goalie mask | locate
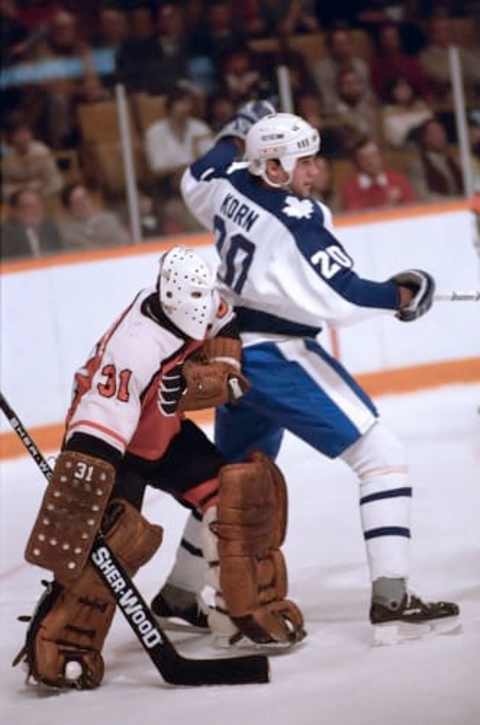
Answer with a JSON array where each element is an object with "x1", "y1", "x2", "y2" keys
[
  {"x1": 245, "y1": 112, "x2": 320, "y2": 187},
  {"x1": 157, "y1": 246, "x2": 219, "y2": 340}
]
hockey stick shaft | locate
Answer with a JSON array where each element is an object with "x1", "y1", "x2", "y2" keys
[
  {"x1": 435, "y1": 291, "x2": 480, "y2": 301},
  {"x1": 0, "y1": 392, "x2": 269, "y2": 686}
]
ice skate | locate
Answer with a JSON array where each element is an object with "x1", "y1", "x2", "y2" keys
[
  {"x1": 150, "y1": 584, "x2": 209, "y2": 634},
  {"x1": 371, "y1": 591, "x2": 460, "y2": 646}
]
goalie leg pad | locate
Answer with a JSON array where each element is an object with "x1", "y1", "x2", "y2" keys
[
  {"x1": 18, "y1": 500, "x2": 163, "y2": 689},
  {"x1": 24, "y1": 450, "x2": 116, "y2": 581},
  {"x1": 204, "y1": 451, "x2": 305, "y2": 645}
]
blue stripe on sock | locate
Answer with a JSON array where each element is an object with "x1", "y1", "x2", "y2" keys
[
  {"x1": 360, "y1": 487, "x2": 412, "y2": 505},
  {"x1": 364, "y1": 526, "x2": 411, "y2": 540}
]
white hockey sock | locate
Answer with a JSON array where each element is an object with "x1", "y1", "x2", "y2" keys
[
  {"x1": 166, "y1": 510, "x2": 207, "y2": 594},
  {"x1": 341, "y1": 422, "x2": 412, "y2": 582}
]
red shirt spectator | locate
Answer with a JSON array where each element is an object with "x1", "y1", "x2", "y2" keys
[
  {"x1": 341, "y1": 138, "x2": 417, "y2": 211},
  {"x1": 371, "y1": 23, "x2": 431, "y2": 102}
]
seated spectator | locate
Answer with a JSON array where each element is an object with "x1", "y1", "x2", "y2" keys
[
  {"x1": 145, "y1": 88, "x2": 212, "y2": 184},
  {"x1": 330, "y1": 68, "x2": 380, "y2": 147},
  {"x1": 116, "y1": 3, "x2": 207, "y2": 95},
  {"x1": 1, "y1": 188, "x2": 64, "y2": 259},
  {"x1": 371, "y1": 22, "x2": 431, "y2": 102},
  {"x1": 93, "y1": 7, "x2": 128, "y2": 51},
  {"x1": 310, "y1": 25, "x2": 373, "y2": 114},
  {"x1": 219, "y1": 48, "x2": 268, "y2": 104},
  {"x1": 207, "y1": 95, "x2": 236, "y2": 134},
  {"x1": 419, "y1": 14, "x2": 480, "y2": 105},
  {"x1": 381, "y1": 77, "x2": 433, "y2": 148},
  {"x1": 59, "y1": 183, "x2": 131, "y2": 250},
  {"x1": 255, "y1": 0, "x2": 319, "y2": 36},
  {"x1": 311, "y1": 156, "x2": 340, "y2": 213},
  {"x1": 28, "y1": 9, "x2": 108, "y2": 148},
  {"x1": 190, "y1": 1, "x2": 247, "y2": 58},
  {"x1": 2, "y1": 117, "x2": 64, "y2": 200},
  {"x1": 340, "y1": 137, "x2": 416, "y2": 211},
  {"x1": 407, "y1": 118, "x2": 464, "y2": 201}
]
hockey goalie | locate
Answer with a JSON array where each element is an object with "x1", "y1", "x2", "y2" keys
[{"x1": 14, "y1": 246, "x2": 304, "y2": 690}]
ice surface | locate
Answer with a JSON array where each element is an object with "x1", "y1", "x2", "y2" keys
[{"x1": 1, "y1": 384, "x2": 479, "y2": 725}]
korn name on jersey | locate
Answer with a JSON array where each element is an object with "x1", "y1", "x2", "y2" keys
[
  {"x1": 65, "y1": 287, "x2": 235, "y2": 461},
  {"x1": 181, "y1": 140, "x2": 399, "y2": 345}
]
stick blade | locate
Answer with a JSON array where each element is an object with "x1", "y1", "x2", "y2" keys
[{"x1": 154, "y1": 646, "x2": 270, "y2": 686}]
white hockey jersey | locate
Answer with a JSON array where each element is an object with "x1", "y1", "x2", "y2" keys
[
  {"x1": 65, "y1": 287, "x2": 234, "y2": 461},
  {"x1": 181, "y1": 141, "x2": 399, "y2": 345}
]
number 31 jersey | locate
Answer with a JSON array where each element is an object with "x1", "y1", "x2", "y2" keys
[{"x1": 181, "y1": 140, "x2": 399, "y2": 345}]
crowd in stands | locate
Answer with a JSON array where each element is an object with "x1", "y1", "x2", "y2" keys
[{"x1": 1, "y1": 0, "x2": 480, "y2": 260}]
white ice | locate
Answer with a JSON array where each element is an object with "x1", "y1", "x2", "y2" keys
[{"x1": 1, "y1": 384, "x2": 479, "y2": 725}]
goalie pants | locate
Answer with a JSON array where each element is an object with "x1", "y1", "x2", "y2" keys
[
  {"x1": 109, "y1": 420, "x2": 224, "y2": 592},
  {"x1": 213, "y1": 339, "x2": 412, "y2": 582}
]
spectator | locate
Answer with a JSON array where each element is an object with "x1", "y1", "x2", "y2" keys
[
  {"x1": 371, "y1": 22, "x2": 431, "y2": 102},
  {"x1": 311, "y1": 156, "x2": 340, "y2": 212},
  {"x1": 145, "y1": 88, "x2": 212, "y2": 184},
  {"x1": 219, "y1": 48, "x2": 267, "y2": 104},
  {"x1": 29, "y1": 10, "x2": 107, "y2": 148},
  {"x1": 419, "y1": 15, "x2": 480, "y2": 104},
  {"x1": 331, "y1": 67, "x2": 380, "y2": 147},
  {"x1": 59, "y1": 183, "x2": 131, "y2": 250},
  {"x1": 93, "y1": 7, "x2": 128, "y2": 50},
  {"x1": 381, "y1": 77, "x2": 433, "y2": 148},
  {"x1": 190, "y1": 1, "x2": 247, "y2": 59},
  {"x1": 340, "y1": 137, "x2": 417, "y2": 211},
  {"x1": 407, "y1": 117, "x2": 464, "y2": 201},
  {"x1": 255, "y1": 0, "x2": 319, "y2": 36},
  {"x1": 207, "y1": 95, "x2": 236, "y2": 134},
  {"x1": 2, "y1": 117, "x2": 64, "y2": 200},
  {"x1": 115, "y1": 3, "x2": 192, "y2": 95},
  {"x1": 1, "y1": 188, "x2": 64, "y2": 259},
  {"x1": 310, "y1": 26, "x2": 373, "y2": 114}
]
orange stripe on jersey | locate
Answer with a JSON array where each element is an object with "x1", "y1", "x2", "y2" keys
[
  {"x1": 181, "y1": 477, "x2": 219, "y2": 512},
  {"x1": 67, "y1": 420, "x2": 128, "y2": 448}
]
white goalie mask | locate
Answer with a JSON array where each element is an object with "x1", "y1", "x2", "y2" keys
[
  {"x1": 244, "y1": 112, "x2": 320, "y2": 187},
  {"x1": 157, "y1": 247, "x2": 218, "y2": 340}
]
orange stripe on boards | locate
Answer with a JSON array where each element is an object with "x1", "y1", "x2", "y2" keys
[
  {"x1": 0, "y1": 409, "x2": 214, "y2": 461},
  {"x1": 0, "y1": 234, "x2": 211, "y2": 275},
  {"x1": 0, "y1": 198, "x2": 474, "y2": 276},
  {"x1": 2, "y1": 359, "x2": 479, "y2": 462}
]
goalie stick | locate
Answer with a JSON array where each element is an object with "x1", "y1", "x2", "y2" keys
[
  {"x1": 0, "y1": 391, "x2": 269, "y2": 687},
  {"x1": 434, "y1": 290, "x2": 480, "y2": 301}
]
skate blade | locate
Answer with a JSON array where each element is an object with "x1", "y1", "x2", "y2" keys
[
  {"x1": 373, "y1": 616, "x2": 462, "y2": 646},
  {"x1": 153, "y1": 615, "x2": 209, "y2": 635},
  {"x1": 211, "y1": 634, "x2": 305, "y2": 656}
]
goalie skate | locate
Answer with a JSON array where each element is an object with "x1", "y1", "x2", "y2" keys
[
  {"x1": 150, "y1": 585, "x2": 209, "y2": 634},
  {"x1": 371, "y1": 592, "x2": 460, "y2": 646}
]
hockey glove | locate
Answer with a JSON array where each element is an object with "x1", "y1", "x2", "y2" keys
[
  {"x1": 178, "y1": 358, "x2": 250, "y2": 411},
  {"x1": 217, "y1": 99, "x2": 276, "y2": 143},
  {"x1": 390, "y1": 269, "x2": 435, "y2": 322}
]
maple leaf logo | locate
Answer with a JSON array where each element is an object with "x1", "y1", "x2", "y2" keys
[{"x1": 282, "y1": 196, "x2": 314, "y2": 219}]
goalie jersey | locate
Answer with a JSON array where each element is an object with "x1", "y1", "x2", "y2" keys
[
  {"x1": 65, "y1": 287, "x2": 234, "y2": 461},
  {"x1": 181, "y1": 140, "x2": 400, "y2": 345}
]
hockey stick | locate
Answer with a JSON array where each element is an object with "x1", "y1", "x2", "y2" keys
[
  {"x1": 0, "y1": 391, "x2": 269, "y2": 686},
  {"x1": 435, "y1": 291, "x2": 480, "y2": 301}
]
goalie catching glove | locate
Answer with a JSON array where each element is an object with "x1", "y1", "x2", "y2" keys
[
  {"x1": 178, "y1": 337, "x2": 250, "y2": 411},
  {"x1": 390, "y1": 269, "x2": 435, "y2": 322}
]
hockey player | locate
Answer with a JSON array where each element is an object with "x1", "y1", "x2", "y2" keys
[
  {"x1": 153, "y1": 104, "x2": 459, "y2": 644},
  {"x1": 15, "y1": 246, "x2": 305, "y2": 690}
]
